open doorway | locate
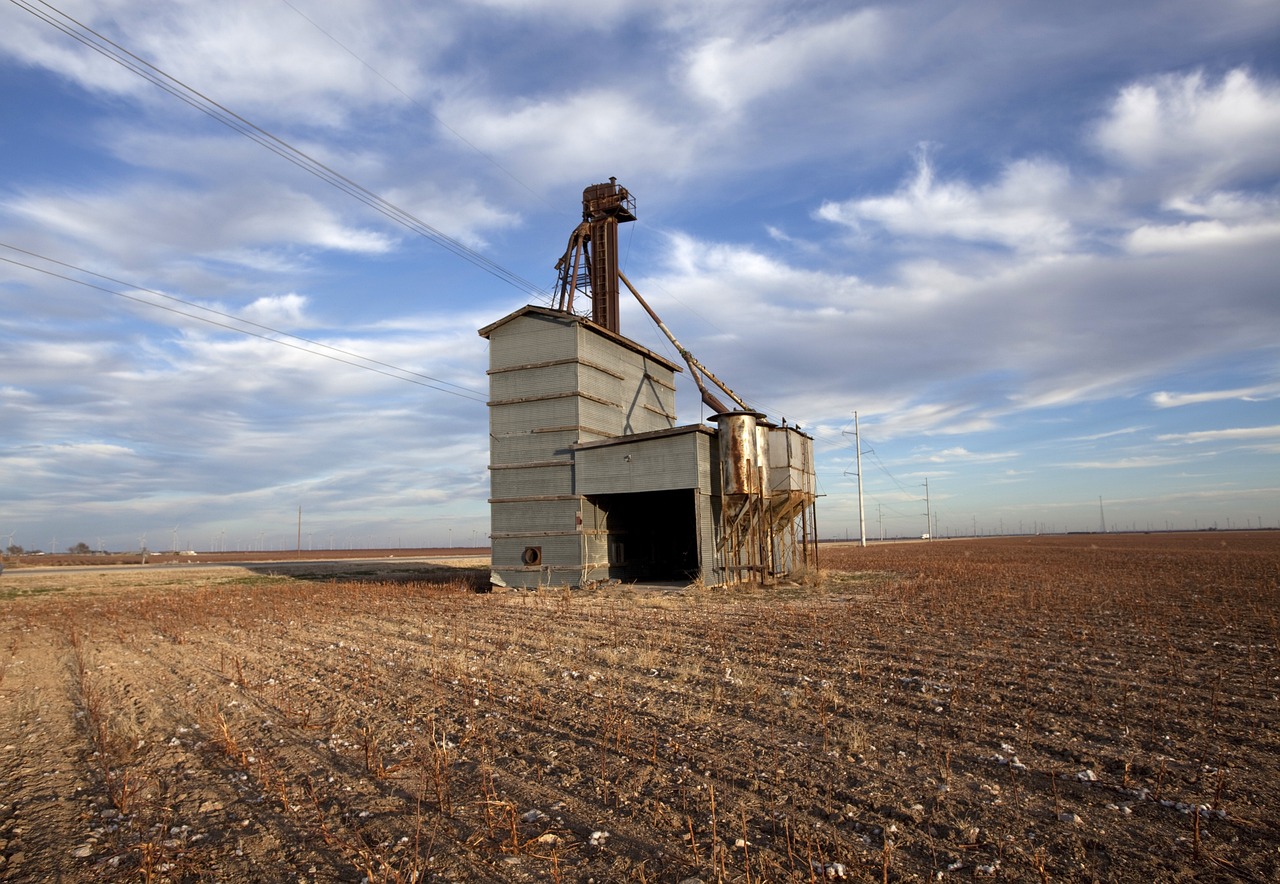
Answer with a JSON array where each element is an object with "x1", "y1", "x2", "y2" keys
[{"x1": 589, "y1": 489, "x2": 698, "y2": 582}]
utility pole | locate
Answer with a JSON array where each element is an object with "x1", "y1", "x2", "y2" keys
[
  {"x1": 854, "y1": 411, "x2": 866, "y2": 547},
  {"x1": 923, "y1": 477, "x2": 932, "y2": 540}
]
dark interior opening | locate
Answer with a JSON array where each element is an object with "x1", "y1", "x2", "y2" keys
[{"x1": 590, "y1": 489, "x2": 698, "y2": 581}]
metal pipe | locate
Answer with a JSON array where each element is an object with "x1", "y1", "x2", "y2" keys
[{"x1": 617, "y1": 269, "x2": 749, "y2": 414}]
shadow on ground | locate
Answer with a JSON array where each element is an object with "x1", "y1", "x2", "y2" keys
[{"x1": 241, "y1": 559, "x2": 490, "y2": 589}]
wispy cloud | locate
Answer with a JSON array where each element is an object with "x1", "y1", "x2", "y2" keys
[
  {"x1": 1065, "y1": 426, "x2": 1148, "y2": 442},
  {"x1": 684, "y1": 8, "x2": 884, "y2": 111},
  {"x1": 922, "y1": 447, "x2": 1019, "y2": 464},
  {"x1": 1058, "y1": 456, "x2": 1192, "y2": 470},
  {"x1": 2, "y1": 0, "x2": 1277, "y2": 546},
  {"x1": 1150, "y1": 385, "x2": 1280, "y2": 407},
  {"x1": 1157, "y1": 425, "x2": 1280, "y2": 443}
]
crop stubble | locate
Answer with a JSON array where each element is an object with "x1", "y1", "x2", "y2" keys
[{"x1": 0, "y1": 532, "x2": 1276, "y2": 881}]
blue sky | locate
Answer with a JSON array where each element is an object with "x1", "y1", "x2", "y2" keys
[{"x1": 2, "y1": 0, "x2": 1278, "y2": 552}]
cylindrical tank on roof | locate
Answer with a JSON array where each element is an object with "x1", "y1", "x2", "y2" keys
[{"x1": 716, "y1": 411, "x2": 764, "y2": 497}]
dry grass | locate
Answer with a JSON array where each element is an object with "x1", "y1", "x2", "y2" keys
[{"x1": 0, "y1": 533, "x2": 1277, "y2": 882}]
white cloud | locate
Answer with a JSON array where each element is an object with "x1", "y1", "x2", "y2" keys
[
  {"x1": 1151, "y1": 384, "x2": 1280, "y2": 407},
  {"x1": 848, "y1": 401, "x2": 998, "y2": 441},
  {"x1": 1093, "y1": 67, "x2": 1280, "y2": 192},
  {"x1": 1157, "y1": 425, "x2": 1280, "y2": 443},
  {"x1": 467, "y1": 0, "x2": 636, "y2": 25},
  {"x1": 380, "y1": 180, "x2": 516, "y2": 251},
  {"x1": 0, "y1": 0, "x2": 434, "y2": 124},
  {"x1": 1126, "y1": 217, "x2": 1280, "y2": 254},
  {"x1": 684, "y1": 9, "x2": 883, "y2": 111},
  {"x1": 817, "y1": 69, "x2": 1280, "y2": 262},
  {"x1": 437, "y1": 90, "x2": 699, "y2": 187},
  {"x1": 1066, "y1": 426, "x2": 1148, "y2": 442},
  {"x1": 925, "y1": 447, "x2": 1018, "y2": 464},
  {"x1": 4, "y1": 0, "x2": 1278, "y2": 546},
  {"x1": 240, "y1": 293, "x2": 309, "y2": 327},
  {"x1": 1165, "y1": 190, "x2": 1280, "y2": 222},
  {"x1": 638, "y1": 202, "x2": 1279, "y2": 447},
  {"x1": 51, "y1": 441, "x2": 138, "y2": 459},
  {"x1": 817, "y1": 150, "x2": 1077, "y2": 253},
  {"x1": 7, "y1": 181, "x2": 394, "y2": 266},
  {"x1": 1059, "y1": 456, "x2": 1190, "y2": 469}
]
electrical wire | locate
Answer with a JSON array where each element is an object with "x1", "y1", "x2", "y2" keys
[
  {"x1": 7, "y1": 2, "x2": 893, "y2": 453},
  {"x1": 276, "y1": 0, "x2": 555, "y2": 213},
  {"x1": 8, "y1": 0, "x2": 863, "y2": 440},
  {"x1": 0, "y1": 244, "x2": 488, "y2": 403},
  {"x1": 9, "y1": 0, "x2": 546, "y2": 297},
  {"x1": 836, "y1": 417, "x2": 920, "y2": 520},
  {"x1": 866, "y1": 445, "x2": 920, "y2": 499}
]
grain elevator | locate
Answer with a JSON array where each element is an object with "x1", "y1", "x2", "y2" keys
[{"x1": 480, "y1": 180, "x2": 816, "y2": 589}]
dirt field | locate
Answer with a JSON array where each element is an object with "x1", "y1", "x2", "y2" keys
[{"x1": 1, "y1": 533, "x2": 1277, "y2": 882}]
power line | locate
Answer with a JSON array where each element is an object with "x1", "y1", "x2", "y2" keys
[
  {"x1": 276, "y1": 0, "x2": 554, "y2": 213},
  {"x1": 0, "y1": 243, "x2": 488, "y2": 402},
  {"x1": 865, "y1": 444, "x2": 917, "y2": 498},
  {"x1": 9, "y1": 0, "x2": 547, "y2": 297},
  {"x1": 834, "y1": 419, "x2": 927, "y2": 519},
  {"x1": 10, "y1": 0, "x2": 867, "y2": 447}
]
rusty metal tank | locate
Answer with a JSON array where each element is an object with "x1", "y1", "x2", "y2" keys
[{"x1": 716, "y1": 411, "x2": 764, "y2": 497}]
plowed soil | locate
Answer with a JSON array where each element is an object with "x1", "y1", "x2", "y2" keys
[{"x1": 2, "y1": 533, "x2": 1277, "y2": 882}]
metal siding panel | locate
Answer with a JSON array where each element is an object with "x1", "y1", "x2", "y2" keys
[
  {"x1": 489, "y1": 398, "x2": 580, "y2": 435},
  {"x1": 634, "y1": 377, "x2": 676, "y2": 427},
  {"x1": 578, "y1": 328, "x2": 621, "y2": 369},
  {"x1": 767, "y1": 427, "x2": 816, "y2": 496},
  {"x1": 488, "y1": 315, "x2": 576, "y2": 371},
  {"x1": 699, "y1": 489, "x2": 722, "y2": 584},
  {"x1": 492, "y1": 534, "x2": 591, "y2": 588},
  {"x1": 694, "y1": 435, "x2": 722, "y2": 584},
  {"x1": 490, "y1": 362, "x2": 580, "y2": 400},
  {"x1": 575, "y1": 434, "x2": 704, "y2": 494},
  {"x1": 580, "y1": 398, "x2": 624, "y2": 436},
  {"x1": 490, "y1": 431, "x2": 578, "y2": 466},
  {"x1": 490, "y1": 465, "x2": 574, "y2": 498},
  {"x1": 578, "y1": 362, "x2": 621, "y2": 404},
  {"x1": 580, "y1": 497, "x2": 604, "y2": 530},
  {"x1": 491, "y1": 499, "x2": 580, "y2": 535},
  {"x1": 579, "y1": 330, "x2": 673, "y2": 434}
]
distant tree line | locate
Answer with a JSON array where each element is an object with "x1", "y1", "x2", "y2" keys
[{"x1": 4, "y1": 542, "x2": 96, "y2": 556}]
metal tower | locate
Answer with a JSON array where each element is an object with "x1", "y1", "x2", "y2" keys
[{"x1": 554, "y1": 177, "x2": 636, "y2": 333}]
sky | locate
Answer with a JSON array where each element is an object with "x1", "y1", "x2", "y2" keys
[{"x1": 2, "y1": 0, "x2": 1279, "y2": 553}]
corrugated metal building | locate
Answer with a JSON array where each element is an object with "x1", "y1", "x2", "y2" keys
[
  {"x1": 479, "y1": 180, "x2": 817, "y2": 590},
  {"x1": 480, "y1": 304, "x2": 818, "y2": 590},
  {"x1": 479, "y1": 305, "x2": 724, "y2": 588}
]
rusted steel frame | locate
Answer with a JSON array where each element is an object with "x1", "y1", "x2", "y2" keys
[
  {"x1": 554, "y1": 222, "x2": 590, "y2": 312},
  {"x1": 588, "y1": 216, "x2": 620, "y2": 331},
  {"x1": 617, "y1": 269, "x2": 748, "y2": 414}
]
